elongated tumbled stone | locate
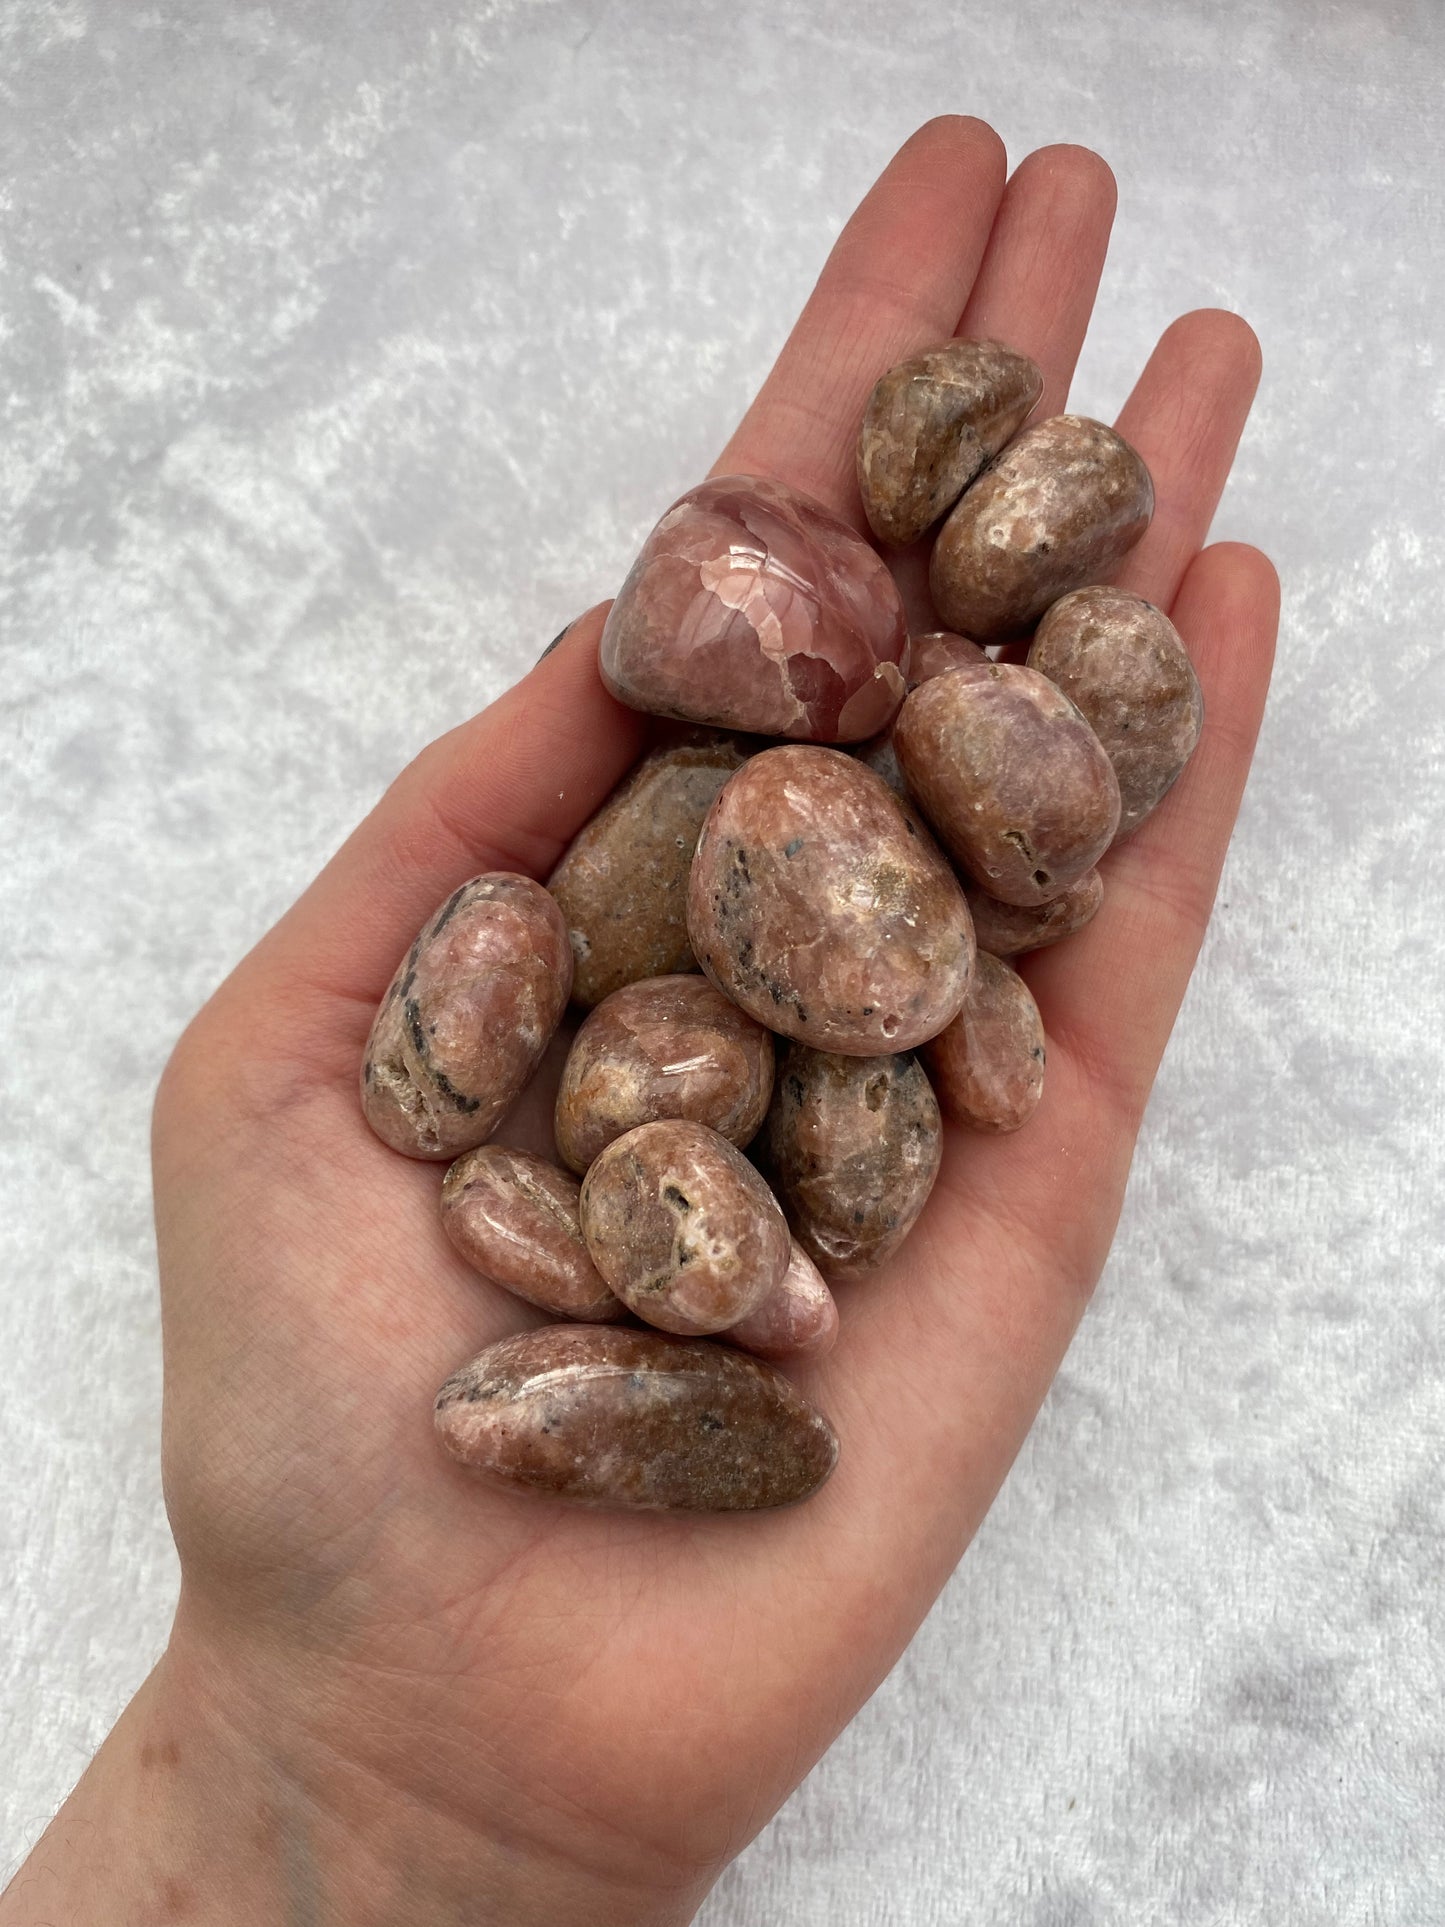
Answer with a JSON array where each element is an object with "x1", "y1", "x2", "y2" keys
[
  {"x1": 579, "y1": 1119, "x2": 790, "y2": 1335},
  {"x1": 759, "y1": 1044, "x2": 942, "y2": 1278},
  {"x1": 923, "y1": 951, "x2": 1045, "y2": 1133},
  {"x1": 554, "y1": 975, "x2": 774, "y2": 1174},
  {"x1": 361, "y1": 874, "x2": 572, "y2": 1160},
  {"x1": 548, "y1": 737, "x2": 750, "y2": 1009},
  {"x1": 856, "y1": 338, "x2": 1043, "y2": 546},
  {"x1": 441, "y1": 1146, "x2": 620, "y2": 1321},
  {"x1": 894, "y1": 663, "x2": 1120, "y2": 907},
  {"x1": 1028, "y1": 585, "x2": 1204, "y2": 837},
  {"x1": 930, "y1": 415, "x2": 1154, "y2": 643},
  {"x1": 436, "y1": 1325, "x2": 838, "y2": 1511},
  {"x1": 688, "y1": 746, "x2": 975, "y2": 1055},
  {"x1": 965, "y1": 870, "x2": 1104, "y2": 958},
  {"x1": 599, "y1": 475, "x2": 908, "y2": 742}
]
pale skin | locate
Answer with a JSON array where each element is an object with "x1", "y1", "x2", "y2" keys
[{"x1": 1, "y1": 118, "x2": 1277, "y2": 1926}]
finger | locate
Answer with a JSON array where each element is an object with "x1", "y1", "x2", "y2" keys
[
  {"x1": 1025, "y1": 541, "x2": 1280, "y2": 1145},
  {"x1": 1111, "y1": 309, "x2": 1263, "y2": 607},
  {"x1": 956, "y1": 143, "x2": 1118, "y2": 418},
  {"x1": 713, "y1": 115, "x2": 1008, "y2": 520}
]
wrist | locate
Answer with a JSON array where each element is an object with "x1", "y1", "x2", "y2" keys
[{"x1": 2, "y1": 1612, "x2": 707, "y2": 1927}]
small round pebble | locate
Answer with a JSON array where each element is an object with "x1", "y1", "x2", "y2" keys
[
  {"x1": 923, "y1": 951, "x2": 1045, "y2": 1133},
  {"x1": 725, "y1": 1241, "x2": 840, "y2": 1361},
  {"x1": 965, "y1": 870, "x2": 1104, "y2": 958}
]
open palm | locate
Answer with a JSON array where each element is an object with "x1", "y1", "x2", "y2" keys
[{"x1": 147, "y1": 119, "x2": 1277, "y2": 1925}]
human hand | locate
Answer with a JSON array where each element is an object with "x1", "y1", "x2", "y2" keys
[{"x1": 1, "y1": 117, "x2": 1276, "y2": 1927}]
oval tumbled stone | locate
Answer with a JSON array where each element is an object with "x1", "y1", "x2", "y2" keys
[
  {"x1": 441, "y1": 1146, "x2": 620, "y2": 1321},
  {"x1": 599, "y1": 475, "x2": 908, "y2": 743},
  {"x1": 922, "y1": 951, "x2": 1045, "y2": 1134},
  {"x1": 435, "y1": 1324, "x2": 839, "y2": 1511},
  {"x1": 930, "y1": 415, "x2": 1154, "y2": 643},
  {"x1": 361, "y1": 874, "x2": 572, "y2": 1161},
  {"x1": 687, "y1": 745, "x2": 975, "y2": 1055},
  {"x1": 856, "y1": 337, "x2": 1043, "y2": 546}
]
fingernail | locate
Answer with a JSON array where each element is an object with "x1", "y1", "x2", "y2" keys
[{"x1": 538, "y1": 623, "x2": 573, "y2": 662}]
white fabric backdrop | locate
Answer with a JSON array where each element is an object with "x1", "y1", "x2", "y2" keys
[{"x1": 2, "y1": 3, "x2": 1442, "y2": 1920}]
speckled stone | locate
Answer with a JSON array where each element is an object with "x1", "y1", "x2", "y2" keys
[
  {"x1": 930, "y1": 415, "x2": 1154, "y2": 643},
  {"x1": 854, "y1": 629, "x2": 990, "y2": 796},
  {"x1": 965, "y1": 869, "x2": 1104, "y2": 958},
  {"x1": 440, "y1": 1145, "x2": 620, "y2": 1321},
  {"x1": 759, "y1": 1043, "x2": 942, "y2": 1278},
  {"x1": 547, "y1": 737, "x2": 749, "y2": 1008},
  {"x1": 923, "y1": 950, "x2": 1045, "y2": 1133},
  {"x1": 361, "y1": 874, "x2": 573, "y2": 1161},
  {"x1": 579, "y1": 1119, "x2": 790, "y2": 1335},
  {"x1": 894, "y1": 663, "x2": 1120, "y2": 907},
  {"x1": 856, "y1": 338, "x2": 1043, "y2": 546},
  {"x1": 726, "y1": 1239, "x2": 839, "y2": 1360},
  {"x1": 687, "y1": 745, "x2": 975, "y2": 1055},
  {"x1": 1029, "y1": 585, "x2": 1204, "y2": 837},
  {"x1": 599, "y1": 474, "x2": 908, "y2": 742},
  {"x1": 554, "y1": 974, "x2": 774, "y2": 1174},
  {"x1": 435, "y1": 1325, "x2": 838, "y2": 1511}
]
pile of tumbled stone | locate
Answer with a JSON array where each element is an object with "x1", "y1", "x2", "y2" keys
[{"x1": 360, "y1": 340, "x2": 1202, "y2": 1514}]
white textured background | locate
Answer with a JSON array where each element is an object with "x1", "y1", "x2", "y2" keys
[{"x1": 3, "y1": 3, "x2": 1443, "y2": 1920}]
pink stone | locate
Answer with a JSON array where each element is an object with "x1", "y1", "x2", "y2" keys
[{"x1": 599, "y1": 475, "x2": 908, "y2": 743}]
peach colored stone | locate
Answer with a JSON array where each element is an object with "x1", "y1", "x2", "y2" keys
[
  {"x1": 965, "y1": 870, "x2": 1104, "y2": 958},
  {"x1": 854, "y1": 629, "x2": 990, "y2": 797},
  {"x1": 857, "y1": 338, "x2": 1043, "y2": 546},
  {"x1": 554, "y1": 975, "x2": 774, "y2": 1174},
  {"x1": 688, "y1": 746, "x2": 975, "y2": 1055},
  {"x1": 726, "y1": 1241, "x2": 839, "y2": 1360},
  {"x1": 361, "y1": 874, "x2": 572, "y2": 1161},
  {"x1": 440, "y1": 1146, "x2": 620, "y2": 1321},
  {"x1": 599, "y1": 475, "x2": 908, "y2": 742},
  {"x1": 435, "y1": 1325, "x2": 838, "y2": 1511},
  {"x1": 578, "y1": 1120, "x2": 790, "y2": 1336},
  {"x1": 923, "y1": 951, "x2": 1045, "y2": 1133}
]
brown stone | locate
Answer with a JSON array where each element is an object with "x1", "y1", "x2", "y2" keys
[
  {"x1": 547, "y1": 737, "x2": 749, "y2": 1008},
  {"x1": 435, "y1": 1324, "x2": 838, "y2": 1511},
  {"x1": 923, "y1": 951, "x2": 1045, "y2": 1133},
  {"x1": 578, "y1": 1120, "x2": 790, "y2": 1335},
  {"x1": 930, "y1": 415, "x2": 1154, "y2": 643},
  {"x1": 1029, "y1": 585, "x2": 1204, "y2": 837},
  {"x1": 726, "y1": 1240, "x2": 839, "y2": 1360},
  {"x1": 361, "y1": 874, "x2": 572, "y2": 1161},
  {"x1": 554, "y1": 975, "x2": 774, "y2": 1175},
  {"x1": 440, "y1": 1146, "x2": 620, "y2": 1321},
  {"x1": 857, "y1": 338, "x2": 1043, "y2": 546},
  {"x1": 853, "y1": 629, "x2": 990, "y2": 798},
  {"x1": 894, "y1": 663, "x2": 1120, "y2": 906},
  {"x1": 687, "y1": 745, "x2": 975, "y2": 1055},
  {"x1": 599, "y1": 474, "x2": 908, "y2": 742},
  {"x1": 965, "y1": 870, "x2": 1104, "y2": 958},
  {"x1": 759, "y1": 1044, "x2": 942, "y2": 1278}
]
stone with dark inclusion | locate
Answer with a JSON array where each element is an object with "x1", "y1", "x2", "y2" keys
[
  {"x1": 599, "y1": 474, "x2": 909, "y2": 743},
  {"x1": 435, "y1": 1324, "x2": 838, "y2": 1511},
  {"x1": 856, "y1": 338, "x2": 1043, "y2": 547}
]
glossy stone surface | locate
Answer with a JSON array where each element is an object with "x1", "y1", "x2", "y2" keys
[
  {"x1": 440, "y1": 1145, "x2": 620, "y2": 1321},
  {"x1": 726, "y1": 1239, "x2": 839, "y2": 1360},
  {"x1": 361, "y1": 874, "x2": 572, "y2": 1160},
  {"x1": 435, "y1": 1325, "x2": 838, "y2": 1512},
  {"x1": 930, "y1": 415, "x2": 1154, "y2": 643},
  {"x1": 599, "y1": 474, "x2": 908, "y2": 742},
  {"x1": 894, "y1": 663, "x2": 1120, "y2": 907},
  {"x1": 688, "y1": 745, "x2": 975, "y2": 1055},
  {"x1": 966, "y1": 869, "x2": 1104, "y2": 958},
  {"x1": 923, "y1": 951, "x2": 1045, "y2": 1133},
  {"x1": 1029, "y1": 584, "x2": 1204, "y2": 837},
  {"x1": 554, "y1": 975, "x2": 774, "y2": 1174},
  {"x1": 579, "y1": 1119, "x2": 790, "y2": 1335},
  {"x1": 759, "y1": 1043, "x2": 942, "y2": 1278},
  {"x1": 547, "y1": 737, "x2": 749, "y2": 1008},
  {"x1": 854, "y1": 629, "x2": 990, "y2": 797},
  {"x1": 857, "y1": 338, "x2": 1043, "y2": 546}
]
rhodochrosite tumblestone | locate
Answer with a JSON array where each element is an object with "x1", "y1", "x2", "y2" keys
[
  {"x1": 599, "y1": 475, "x2": 909, "y2": 742},
  {"x1": 687, "y1": 746, "x2": 975, "y2": 1055}
]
